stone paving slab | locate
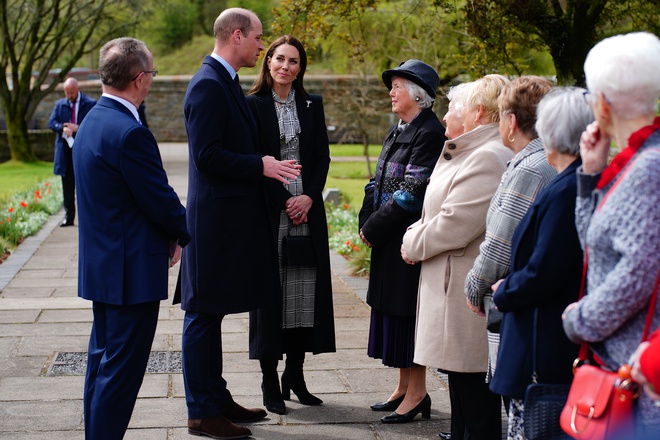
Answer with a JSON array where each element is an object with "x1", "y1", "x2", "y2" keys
[{"x1": 0, "y1": 144, "x2": 497, "y2": 439}]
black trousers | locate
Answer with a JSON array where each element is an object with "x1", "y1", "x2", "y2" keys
[
  {"x1": 448, "y1": 371, "x2": 502, "y2": 440},
  {"x1": 61, "y1": 146, "x2": 76, "y2": 223}
]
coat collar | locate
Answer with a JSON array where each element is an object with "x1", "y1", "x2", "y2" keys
[
  {"x1": 203, "y1": 55, "x2": 254, "y2": 127},
  {"x1": 394, "y1": 107, "x2": 436, "y2": 144}
]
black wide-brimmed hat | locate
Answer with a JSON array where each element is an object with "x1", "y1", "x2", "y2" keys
[{"x1": 382, "y1": 59, "x2": 440, "y2": 98}]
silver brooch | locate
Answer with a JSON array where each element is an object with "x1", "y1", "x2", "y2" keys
[{"x1": 306, "y1": 100, "x2": 312, "y2": 108}]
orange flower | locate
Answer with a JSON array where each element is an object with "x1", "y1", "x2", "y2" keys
[
  {"x1": 353, "y1": 246, "x2": 359, "y2": 251},
  {"x1": 345, "y1": 240, "x2": 351, "y2": 246},
  {"x1": 7, "y1": 207, "x2": 13, "y2": 213},
  {"x1": 35, "y1": 190, "x2": 42, "y2": 199},
  {"x1": 44, "y1": 182, "x2": 50, "y2": 186},
  {"x1": 20, "y1": 201, "x2": 28, "y2": 207},
  {"x1": 6, "y1": 217, "x2": 11, "y2": 222},
  {"x1": 344, "y1": 204, "x2": 349, "y2": 210}
]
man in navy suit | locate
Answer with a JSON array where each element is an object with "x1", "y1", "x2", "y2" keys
[
  {"x1": 48, "y1": 77, "x2": 96, "y2": 226},
  {"x1": 74, "y1": 37, "x2": 190, "y2": 440},
  {"x1": 179, "y1": 7, "x2": 300, "y2": 439}
]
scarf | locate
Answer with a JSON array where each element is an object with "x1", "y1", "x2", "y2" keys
[
  {"x1": 272, "y1": 89, "x2": 301, "y2": 144},
  {"x1": 597, "y1": 116, "x2": 660, "y2": 189}
]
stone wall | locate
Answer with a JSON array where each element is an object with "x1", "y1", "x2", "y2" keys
[{"x1": 2, "y1": 75, "x2": 449, "y2": 152}]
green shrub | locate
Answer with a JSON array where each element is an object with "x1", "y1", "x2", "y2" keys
[{"x1": 325, "y1": 201, "x2": 370, "y2": 277}]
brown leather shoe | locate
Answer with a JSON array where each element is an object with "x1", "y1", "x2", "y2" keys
[
  {"x1": 188, "y1": 414, "x2": 251, "y2": 439},
  {"x1": 222, "y1": 401, "x2": 267, "y2": 423}
]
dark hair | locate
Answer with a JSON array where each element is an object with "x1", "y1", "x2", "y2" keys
[
  {"x1": 99, "y1": 37, "x2": 150, "y2": 91},
  {"x1": 249, "y1": 35, "x2": 307, "y2": 97},
  {"x1": 498, "y1": 76, "x2": 552, "y2": 138}
]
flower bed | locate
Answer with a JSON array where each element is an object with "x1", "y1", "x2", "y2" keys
[
  {"x1": 326, "y1": 202, "x2": 370, "y2": 277},
  {"x1": 0, "y1": 178, "x2": 62, "y2": 261}
]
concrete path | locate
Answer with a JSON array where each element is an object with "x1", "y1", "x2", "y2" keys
[{"x1": 0, "y1": 143, "x2": 460, "y2": 439}]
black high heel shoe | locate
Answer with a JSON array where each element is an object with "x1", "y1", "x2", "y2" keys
[
  {"x1": 281, "y1": 369, "x2": 323, "y2": 405},
  {"x1": 260, "y1": 359, "x2": 286, "y2": 415},
  {"x1": 380, "y1": 394, "x2": 431, "y2": 423},
  {"x1": 370, "y1": 393, "x2": 406, "y2": 411}
]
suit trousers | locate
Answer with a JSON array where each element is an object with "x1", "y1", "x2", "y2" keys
[
  {"x1": 182, "y1": 311, "x2": 233, "y2": 418},
  {"x1": 84, "y1": 300, "x2": 159, "y2": 440},
  {"x1": 448, "y1": 371, "x2": 502, "y2": 440},
  {"x1": 61, "y1": 145, "x2": 76, "y2": 222}
]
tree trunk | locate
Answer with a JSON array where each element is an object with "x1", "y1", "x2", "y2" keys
[
  {"x1": 362, "y1": 131, "x2": 372, "y2": 178},
  {"x1": 5, "y1": 108, "x2": 37, "y2": 163}
]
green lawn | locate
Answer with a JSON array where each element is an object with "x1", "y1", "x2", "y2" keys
[
  {"x1": 330, "y1": 144, "x2": 382, "y2": 157},
  {"x1": 0, "y1": 161, "x2": 54, "y2": 200},
  {"x1": 325, "y1": 161, "x2": 371, "y2": 206}
]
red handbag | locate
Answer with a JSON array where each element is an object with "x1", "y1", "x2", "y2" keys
[{"x1": 560, "y1": 160, "x2": 659, "y2": 439}]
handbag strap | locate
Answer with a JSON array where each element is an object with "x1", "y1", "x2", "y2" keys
[
  {"x1": 576, "y1": 150, "x2": 660, "y2": 362},
  {"x1": 531, "y1": 307, "x2": 539, "y2": 383}
]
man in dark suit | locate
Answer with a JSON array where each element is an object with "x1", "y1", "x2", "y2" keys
[
  {"x1": 48, "y1": 77, "x2": 96, "y2": 226},
  {"x1": 179, "y1": 7, "x2": 300, "y2": 439},
  {"x1": 73, "y1": 37, "x2": 189, "y2": 440}
]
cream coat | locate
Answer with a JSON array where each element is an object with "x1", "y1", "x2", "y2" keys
[{"x1": 403, "y1": 124, "x2": 513, "y2": 372}]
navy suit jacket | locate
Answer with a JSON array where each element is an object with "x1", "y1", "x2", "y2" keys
[
  {"x1": 179, "y1": 56, "x2": 279, "y2": 314},
  {"x1": 48, "y1": 92, "x2": 96, "y2": 176},
  {"x1": 490, "y1": 159, "x2": 583, "y2": 399},
  {"x1": 74, "y1": 96, "x2": 189, "y2": 305}
]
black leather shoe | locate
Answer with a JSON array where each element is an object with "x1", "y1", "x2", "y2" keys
[
  {"x1": 61, "y1": 220, "x2": 74, "y2": 227},
  {"x1": 370, "y1": 394, "x2": 405, "y2": 411},
  {"x1": 262, "y1": 383, "x2": 286, "y2": 415},
  {"x1": 380, "y1": 394, "x2": 431, "y2": 423},
  {"x1": 438, "y1": 432, "x2": 451, "y2": 440}
]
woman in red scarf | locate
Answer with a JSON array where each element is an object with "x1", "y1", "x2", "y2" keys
[{"x1": 562, "y1": 31, "x2": 660, "y2": 437}]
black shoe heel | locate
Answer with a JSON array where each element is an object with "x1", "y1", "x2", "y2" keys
[{"x1": 380, "y1": 394, "x2": 431, "y2": 424}]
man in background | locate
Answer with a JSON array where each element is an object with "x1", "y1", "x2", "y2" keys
[{"x1": 48, "y1": 77, "x2": 95, "y2": 226}]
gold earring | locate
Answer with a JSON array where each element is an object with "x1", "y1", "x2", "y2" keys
[{"x1": 508, "y1": 134, "x2": 515, "y2": 143}]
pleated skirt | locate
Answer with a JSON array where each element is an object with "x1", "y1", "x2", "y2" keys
[{"x1": 367, "y1": 308, "x2": 416, "y2": 368}]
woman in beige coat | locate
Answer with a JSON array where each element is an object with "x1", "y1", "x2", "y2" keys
[{"x1": 402, "y1": 74, "x2": 512, "y2": 440}]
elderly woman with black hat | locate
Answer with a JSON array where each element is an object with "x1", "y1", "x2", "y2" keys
[
  {"x1": 402, "y1": 74, "x2": 513, "y2": 439},
  {"x1": 359, "y1": 59, "x2": 446, "y2": 423}
]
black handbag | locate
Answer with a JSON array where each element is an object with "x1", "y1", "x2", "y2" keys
[
  {"x1": 281, "y1": 232, "x2": 316, "y2": 267},
  {"x1": 485, "y1": 294, "x2": 503, "y2": 333},
  {"x1": 523, "y1": 308, "x2": 571, "y2": 440}
]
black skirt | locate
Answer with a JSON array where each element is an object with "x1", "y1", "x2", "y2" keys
[{"x1": 367, "y1": 308, "x2": 416, "y2": 368}]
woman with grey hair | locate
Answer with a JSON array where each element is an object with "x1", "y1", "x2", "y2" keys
[
  {"x1": 562, "y1": 31, "x2": 660, "y2": 436},
  {"x1": 359, "y1": 59, "x2": 446, "y2": 423},
  {"x1": 489, "y1": 87, "x2": 593, "y2": 439}
]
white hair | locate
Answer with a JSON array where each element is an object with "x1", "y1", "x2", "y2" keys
[
  {"x1": 535, "y1": 87, "x2": 594, "y2": 156},
  {"x1": 396, "y1": 77, "x2": 434, "y2": 109},
  {"x1": 584, "y1": 32, "x2": 660, "y2": 119},
  {"x1": 446, "y1": 82, "x2": 473, "y2": 116}
]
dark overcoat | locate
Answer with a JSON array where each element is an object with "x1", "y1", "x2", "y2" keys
[
  {"x1": 245, "y1": 91, "x2": 336, "y2": 357},
  {"x1": 490, "y1": 159, "x2": 583, "y2": 399},
  {"x1": 48, "y1": 92, "x2": 96, "y2": 176},
  {"x1": 178, "y1": 56, "x2": 280, "y2": 314},
  {"x1": 358, "y1": 107, "x2": 446, "y2": 317}
]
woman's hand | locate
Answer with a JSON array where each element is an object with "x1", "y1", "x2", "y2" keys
[
  {"x1": 401, "y1": 244, "x2": 416, "y2": 265},
  {"x1": 359, "y1": 229, "x2": 372, "y2": 248},
  {"x1": 630, "y1": 342, "x2": 660, "y2": 401},
  {"x1": 466, "y1": 298, "x2": 485, "y2": 316},
  {"x1": 579, "y1": 121, "x2": 611, "y2": 174},
  {"x1": 286, "y1": 195, "x2": 312, "y2": 225}
]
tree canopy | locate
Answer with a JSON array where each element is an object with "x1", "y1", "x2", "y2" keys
[{"x1": 0, "y1": 0, "x2": 142, "y2": 162}]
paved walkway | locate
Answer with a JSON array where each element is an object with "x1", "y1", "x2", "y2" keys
[{"x1": 0, "y1": 143, "x2": 457, "y2": 439}]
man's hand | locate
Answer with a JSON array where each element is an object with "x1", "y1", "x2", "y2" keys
[{"x1": 263, "y1": 156, "x2": 301, "y2": 184}]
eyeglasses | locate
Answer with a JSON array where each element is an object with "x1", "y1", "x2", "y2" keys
[
  {"x1": 131, "y1": 70, "x2": 158, "y2": 81},
  {"x1": 582, "y1": 90, "x2": 594, "y2": 105}
]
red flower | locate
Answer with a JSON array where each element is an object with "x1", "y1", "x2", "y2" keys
[
  {"x1": 35, "y1": 190, "x2": 42, "y2": 199},
  {"x1": 353, "y1": 246, "x2": 359, "y2": 251},
  {"x1": 6, "y1": 217, "x2": 11, "y2": 222},
  {"x1": 345, "y1": 240, "x2": 352, "y2": 246},
  {"x1": 7, "y1": 207, "x2": 13, "y2": 213},
  {"x1": 20, "y1": 201, "x2": 28, "y2": 207},
  {"x1": 44, "y1": 182, "x2": 50, "y2": 186},
  {"x1": 344, "y1": 204, "x2": 349, "y2": 210}
]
